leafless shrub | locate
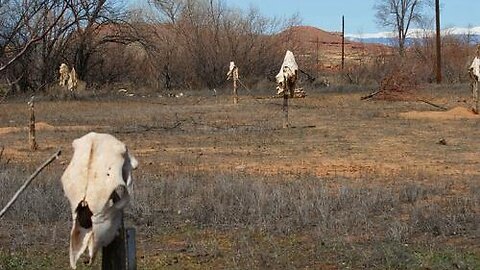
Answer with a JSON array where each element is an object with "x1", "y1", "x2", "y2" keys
[
  {"x1": 411, "y1": 198, "x2": 479, "y2": 237},
  {"x1": 399, "y1": 183, "x2": 428, "y2": 204},
  {"x1": 374, "y1": 64, "x2": 419, "y2": 101},
  {"x1": 386, "y1": 221, "x2": 411, "y2": 242}
]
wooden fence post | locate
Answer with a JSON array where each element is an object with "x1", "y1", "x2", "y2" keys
[
  {"x1": 102, "y1": 217, "x2": 126, "y2": 270},
  {"x1": 28, "y1": 96, "x2": 38, "y2": 151},
  {"x1": 283, "y1": 90, "x2": 289, "y2": 128},
  {"x1": 102, "y1": 215, "x2": 136, "y2": 270},
  {"x1": 126, "y1": 228, "x2": 136, "y2": 270},
  {"x1": 233, "y1": 70, "x2": 238, "y2": 104},
  {"x1": 227, "y1": 61, "x2": 239, "y2": 104},
  {"x1": 473, "y1": 80, "x2": 479, "y2": 114}
]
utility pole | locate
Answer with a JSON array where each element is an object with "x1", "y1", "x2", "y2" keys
[
  {"x1": 342, "y1": 15, "x2": 345, "y2": 70},
  {"x1": 435, "y1": 0, "x2": 442, "y2": 83},
  {"x1": 316, "y1": 36, "x2": 319, "y2": 75},
  {"x1": 308, "y1": 37, "x2": 320, "y2": 76}
]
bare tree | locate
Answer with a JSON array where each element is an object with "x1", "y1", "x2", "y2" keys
[
  {"x1": 150, "y1": 0, "x2": 184, "y2": 23},
  {"x1": 0, "y1": 0, "x2": 67, "y2": 74},
  {"x1": 65, "y1": 0, "x2": 131, "y2": 80},
  {"x1": 143, "y1": 0, "x2": 298, "y2": 90},
  {"x1": 374, "y1": 0, "x2": 427, "y2": 55},
  {"x1": 0, "y1": 0, "x2": 136, "y2": 92}
]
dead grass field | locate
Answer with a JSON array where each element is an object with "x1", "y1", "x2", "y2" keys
[{"x1": 1, "y1": 84, "x2": 479, "y2": 269}]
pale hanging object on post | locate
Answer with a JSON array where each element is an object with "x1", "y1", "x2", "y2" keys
[
  {"x1": 227, "y1": 61, "x2": 239, "y2": 104},
  {"x1": 275, "y1": 50, "x2": 298, "y2": 97},
  {"x1": 59, "y1": 63, "x2": 84, "y2": 98},
  {"x1": 59, "y1": 63, "x2": 70, "y2": 87},
  {"x1": 468, "y1": 46, "x2": 480, "y2": 114},
  {"x1": 275, "y1": 50, "x2": 299, "y2": 128},
  {"x1": 61, "y1": 132, "x2": 138, "y2": 269}
]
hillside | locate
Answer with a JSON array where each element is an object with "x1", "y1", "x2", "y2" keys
[{"x1": 279, "y1": 25, "x2": 392, "y2": 72}]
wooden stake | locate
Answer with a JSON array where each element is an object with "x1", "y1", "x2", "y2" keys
[
  {"x1": 126, "y1": 228, "x2": 136, "y2": 270},
  {"x1": 102, "y1": 217, "x2": 127, "y2": 270},
  {"x1": 102, "y1": 218, "x2": 136, "y2": 270},
  {"x1": 227, "y1": 62, "x2": 239, "y2": 104},
  {"x1": 233, "y1": 69, "x2": 238, "y2": 104},
  {"x1": 28, "y1": 96, "x2": 38, "y2": 151},
  {"x1": 473, "y1": 80, "x2": 479, "y2": 114},
  {"x1": 470, "y1": 48, "x2": 480, "y2": 114},
  {"x1": 283, "y1": 90, "x2": 289, "y2": 128}
]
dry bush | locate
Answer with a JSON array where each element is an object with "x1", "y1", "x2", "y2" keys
[
  {"x1": 407, "y1": 32, "x2": 475, "y2": 84},
  {"x1": 374, "y1": 64, "x2": 419, "y2": 101},
  {"x1": 442, "y1": 35, "x2": 474, "y2": 83},
  {"x1": 349, "y1": 32, "x2": 476, "y2": 95},
  {"x1": 124, "y1": 0, "x2": 300, "y2": 91}
]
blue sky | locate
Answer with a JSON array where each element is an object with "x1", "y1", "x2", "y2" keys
[{"x1": 223, "y1": 0, "x2": 480, "y2": 35}]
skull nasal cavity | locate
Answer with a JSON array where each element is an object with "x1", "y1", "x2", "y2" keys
[{"x1": 76, "y1": 201, "x2": 93, "y2": 229}]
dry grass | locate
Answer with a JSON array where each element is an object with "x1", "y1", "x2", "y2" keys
[
  {"x1": 1, "y1": 84, "x2": 480, "y2": 268},
  {"x1": 1, "y1": 166, "x2": 478, "y2": 269}
]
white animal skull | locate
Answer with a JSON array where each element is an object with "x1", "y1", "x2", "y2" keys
[
  {"x1": 226, "y1": 61, "x2": 238, "y2": 81},
  {"x1": 61, "y1": 132, "x2": 138, "y2": 269}
]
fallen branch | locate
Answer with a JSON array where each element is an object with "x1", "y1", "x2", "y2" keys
[
  {"x1": 360, "y1": 90, "x2": 382, "y2": 100},
  {"x1": 255, "y1": 95, "x2": 306, "y2": 100},
  {"x1": 417, "y1": 99, "x2": 448, "y2": 111},
  {"x1": 290, "y1": 125, "x2": 317, "y2": 129},
  {"x1": 0, "y1": 4, "x2": 68, "y2": 73},
  {"x1": 0, "y1": 149, "x2": 61, "y2": 219},
  {"x1": 299, "y1": 69, "x2": 316, "y2": 82}
]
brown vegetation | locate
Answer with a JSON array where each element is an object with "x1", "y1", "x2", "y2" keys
[{"x1": 1, "y1": 0, "x2": 478, "y2": 98}]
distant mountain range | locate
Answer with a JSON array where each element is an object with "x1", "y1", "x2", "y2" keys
[{"x1": 346, "y1": 27, "x2": 480, "y2": 45}]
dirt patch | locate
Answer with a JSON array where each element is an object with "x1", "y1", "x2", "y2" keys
[
  {"x1": 36, "y1": 122, "x2": 55, "y2": 129},
  {"x1": 0, "y1": 121, "x2": 108, "y2": 135},
  {"x1": 0, "y1": 126, "x2": 22, "y2": 135},
  {"x1": 399, "y1": 106, "x2": 480, "y2": 120}
]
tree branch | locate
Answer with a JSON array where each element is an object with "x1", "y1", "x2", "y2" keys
[{"x1": 0, "y1": 3, "x2": 68, "y2": 73}]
